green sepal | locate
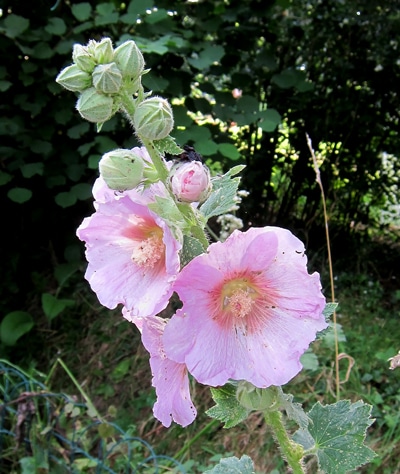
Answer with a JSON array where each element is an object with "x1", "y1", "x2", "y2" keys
[
  {"x1": 206, "y1": 383, "x2": 250, "y2": 428},
  {"x1": 180, "y1": 235, "x2": 206, "y2": 267}
]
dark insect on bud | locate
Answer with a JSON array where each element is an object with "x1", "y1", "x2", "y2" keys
[{"x1": 167, "y1": 145, "x2": 204, "y2": 163}]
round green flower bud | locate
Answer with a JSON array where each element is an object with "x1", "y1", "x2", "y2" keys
[
  {"x1": 236, "y1": 382, "x2": 280, "y2": 411},
  {"x1": 92, "y1": 62, "x2": 123, "y2": 94},
  {"x1": 56, "y1": 64, "x2": 92, "y2": 92},
  {"x1": 91, "y1": 38, "x2": 114, "y2": 64},
  {"x1": 134, "y1": 97, "x2": 174, "y2": 141},
  {"x1": 76, "y1": 87, "x2": 114, "y2": 123},
  {"x1": 99, "y1": 148, "x2": 145, "y2": 191},
  {"x1": 72, "y1": 44, "x2": 96, "y2": 73},
  {"x1": 114, "y1": 40, "x2": 145, "y2": 79}
]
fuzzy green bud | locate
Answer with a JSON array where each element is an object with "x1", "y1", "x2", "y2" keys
[
  {"x1": 114, "y1": 40, "x2": 145, "y2": 79},
  {"x1": 236, "y1": 382, "x2": 280, "y2": 411},
  {"x1": 56, "y1": 64, "x2": 92, "y2": 92},
  {"x1": 99, "y1": 148, "x2": 145, "y2": 191},
  {"x1": 72, "y1": 44, "x2": 96, "y2": 73},
  {"x1": 134, "y1": 97, "x2": 174, "y2": 141},
  {"x1": 76, "y1": 87, "x2": 115, "y2": 123},
  {"x1": 92, "y1": 62, "x2": 123, "y2": 94},
  {"x1": 91, "y1": 38, "x2": 114, "y2": 64}
]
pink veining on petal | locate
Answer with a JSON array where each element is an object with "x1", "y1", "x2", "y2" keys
[
  {"x1": 164, "y1": 226, "x2": 327, "y2": 388},
  {"x1": 76, "y1": 187, "x2": 181, "y2": 318}
]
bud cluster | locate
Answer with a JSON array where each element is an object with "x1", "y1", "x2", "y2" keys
[{"x1": 56, "y1": 38, "x2": 145, "y2": 124}]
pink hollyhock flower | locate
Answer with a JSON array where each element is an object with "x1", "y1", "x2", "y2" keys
[
  {"x1": 141, "y1": 316, "x2": 197, "y2": 427},
  {"x1": 76, "y1": 188, "x2": 181, "y2": 318},
  {"x1": 169, "y1": 160, "x2": 211, "y2": 203},
  {"x1": 163, "y1": 227, "x2": 327, "y2": 388}
]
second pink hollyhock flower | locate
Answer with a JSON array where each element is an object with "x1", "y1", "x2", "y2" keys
[
  {"x1": 77, "y1": 183, "x2": 181, "y2": 319},
  {"x1": 163, "y1": 227, "x2": 327, "y2": 388}
]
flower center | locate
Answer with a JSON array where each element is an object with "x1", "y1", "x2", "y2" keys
[
  {"x1": 131, "y1": 231, "x2": 164, "y2": 269},
  {"x1": 221, "y1": 278, "x2": 258, "y2": 319}
]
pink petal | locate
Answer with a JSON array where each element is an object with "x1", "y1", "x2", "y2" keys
[
  {"x1": 164, "y1": 226, "x2": 327, "y2": 388},
  {"x1": 142, "y1": 317, "x2": 197, "y2": 427}
]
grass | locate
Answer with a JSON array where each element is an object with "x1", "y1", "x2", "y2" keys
[{"x1": 1, "y1": 231, "x2": 400, "y2": 473}]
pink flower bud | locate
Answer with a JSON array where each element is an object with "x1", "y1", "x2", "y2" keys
[{"x1": 170, "y1": 161, "x2": 212, "y2": 203}]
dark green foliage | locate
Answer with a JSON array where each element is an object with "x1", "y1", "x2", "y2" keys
[{"x1": 0, "y1": 1, "x2": 398, "y2": 348}]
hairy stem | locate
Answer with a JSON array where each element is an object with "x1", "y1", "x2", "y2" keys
[{"x1": 264, "y1": 410, "x2": 305, "y2": 474}]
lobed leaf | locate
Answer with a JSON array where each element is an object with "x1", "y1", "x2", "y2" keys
[
  {"x1": 206, "y1": 384, "x2": 249, "y2": 428},
  {"x1": 293, "y1": 400, "x2": 376, "y2": 473},
  {"x1": 204, "y1": 455, "x2": 255, "y2": 474}
]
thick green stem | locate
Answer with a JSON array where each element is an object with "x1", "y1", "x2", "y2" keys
[
  {"x1": 139, "y1": 136, "x2": 170, "y2": 183},
  {"x1": 119, "y1": 91, "x2": 209, "y2": 249},
  {"x1": 264, "y1": 410, "x2": 305, "y2": 474}
]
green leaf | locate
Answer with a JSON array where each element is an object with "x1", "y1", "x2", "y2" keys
[
  {"x1": 218, "y1": 143, "x2": 241, "y2": 160},
  {"x1": 20, "y1": 163, "x2": 44, "y2": 178},
  {"x1": 8, "y1": 187, "x2": 32, "y2": 203},
  {"x1": 32, "y1": 42, "x2": 54, "y2": 59},
  {"x1": 71, "y1": 3, "x2": 92, "y2": 21},
  {"x1": 188, "y1": 45, "x2": 225, "y2": 70},
  {"x1": 20, "y1": 457, "x2": 36, "y2": 474},
  {"x1": 278, "y1": 388, "x2": 309, "y2": 429},
  {"x1": 95, "y1": 3, "x2": 119, "y2": 25},
  {"x1": 293, "y1": 400, "x2": 376, "y2": 473},
  {"x1": 0, "y1": 311, "x2": 34, "y2": 346},
  {"x1": 54, "y1": 262, "x2": 80, "y2": 287},
  {"x1": 300, "y1": 349, "x2": 320, "y2": 371},
  {"x1": 200, "y1": 166, "x2": 245, "y2": 220},
  {"x1": 148, "y1": 195, "x2": 185, "y2": 240},
  {"x1": 112, "y1": 358, "x2": 131, "y2": 382},
  {"x1": 172, "y1": 105, "x2": 193, "y2": 128},
  {"x1": 258, "y1": 109, "x2": 281, "y2": 132},
  {"x1": 0, "y1": 171, "x2": 12, "y2": 186},
  {"x1": 41, "y1": 293, "x2": 75, "y2": 321},
  {"x1": 206, "y1": 384, "x2": 250, "y2": 428},
  {"x1": 98, "y1": 423, "x2": 116, "y2": 439},
  {"x1": 127, "y1": 0, "x2": 154, "y2": 17},
  {"x1": 141, "y1": 73, "x2": 169, "y2": 91},
  {"x1": 0, "y1": 80, "x2": 12, "y2": 92},
  {"x1": 204, "y1": 455, "x2": 255, "y2": 474},
  {"x1": 180, "y1": 235, "x2": 206, "y2": 267},
  {"x1": 153, "y1": 136, "x2": 184, "y2": 156},
  {"x1": 194, "y1": 140, "x2": 218, "y2": 156},
  {"x1": 145, "y1": 8, "x2": 169, "y2": 24},
  {"x1": 271, "y1": 69, "x2": 301, "y2": 89},
  {"x1": 71, "y1": 182, "x2": 92, "y2": 200},
  {"x1": 55, "y1": 191, "x2": 77, "y2": 208},
  {"x1": 45, "y1": 17, "x2": 67, "y2": 36},
  {"x1": 3, "y1": 14, "x2": 30, "y2": 38},
  {"x1": 323, "y1": 302, "x2": 338, "y2": 319},
  {"x1": 67, "y1": 122, "x2": 90, "y2": 139},
  {"x1": 322, "y1": 321, "x2": 347, "y2": 348}
]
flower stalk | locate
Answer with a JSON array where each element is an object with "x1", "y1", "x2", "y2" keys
[{"x1": 264, "y1": 410, "x2": 305, "y2": 474}]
